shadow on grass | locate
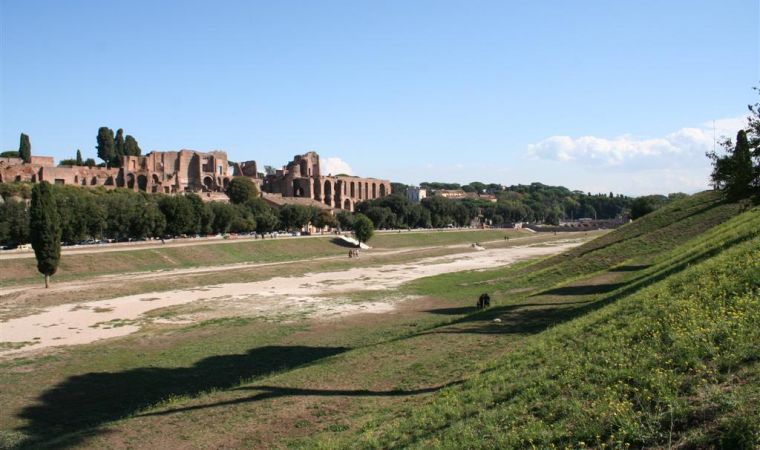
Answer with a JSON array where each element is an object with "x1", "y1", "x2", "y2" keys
[
  {"x1": 138, "y1": 380, "x2": 463, "y2": 418},
  {"x1": 330, "y1": 238, "x2": 358, "y2": 249},
  {"x1": 609, "y1": 264, "x2": 651, "y2": 272},
  {"x1": 535, "y1": 282, "x2": 628, "y2": 296},
  {"x1": 424, "y1": 306, "x2": 476, "y2": 315},
  {"x1": 14, "y1": 345, "x2": 348, "y2": 449}
]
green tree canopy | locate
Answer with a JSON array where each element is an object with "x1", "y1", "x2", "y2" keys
[
  {"x1": 226, "y1": 177, "x2": 259, "y2": 204},
  {"x1": 96, "y1": 127, "x2": 116, "y2": 166},
  {"x1": 124, "y1": 135, "x2": 141, "y2": 156},
  {"x1": 353, "y1": 213, "x2": 374, "y2": 244},
  {"x1": 279, "y1": 204, "x2": 311, "y2": 231},
  {"x1": 76, "y1": 149, "x2": 83, "y2": 166},
  {"x1": 29, "y1": 182, "x2": 61, "y2": 288}
]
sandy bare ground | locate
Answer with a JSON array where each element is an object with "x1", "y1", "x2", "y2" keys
[{"x1": 0, "y1": 240, "x2": 581, "y2": 357}]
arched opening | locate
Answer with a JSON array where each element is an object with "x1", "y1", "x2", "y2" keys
[
  {"x1": 350, "y1": 181, "x2": 355, "y2": 198},
  {"x1": 313, "y1": 178, "x2": 321, "y2": 201},
  {"x1": 343, "y1": 199, "x2": 351, "y2": 211},
  {"x1": 127, "y1": 173, "x2": 136, "y2": 189},
  {"x1": 293, "y1": 180, "x2": 305, "y2": 197},
  {"x1": 323, "y1": 180, "x2": 332, "y2": 206},
  {"x1": 137, "y1": 174, "x2": 148, "y2": 191},
  {"x1": 74, "y1": 176, "x2": 79, "y2": 184},
  {"x1": 300, "y1": 160, "x2": 308, "y2": 177},
  {"x1": 152, "y1": 174, "x2": 160, "y2": 193},
  {"x1": 372, "y1": 183, "x2": 377, "y2": 199},
  {"x1": 203, "y1": 176, "x2": 213, "y2": 191},
  {"x1": 365, "y1": 182, "x2": 369, "y2": 199},
  {"x1": 105, "y1": 176, "x2": 114, "y2": 186},
  {"x1": 91, "y1": 176, "x2": 98, "y2": 186},
  {"x1": 379, "y1": 184, "x2": 386, "y2": 197},
  {"x1": 81, "y1": 177, "x2": 87, "y2": 186}
]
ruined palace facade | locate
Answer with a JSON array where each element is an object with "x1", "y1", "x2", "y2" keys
[
  {"x1": 0, "y1": 150, "x2": 233, "y2": 194},
  {"x1": 1, "y1": 150, "x2": 389, "y2": 211},
  {"x1": 262, "y1": 152, "x2": 391, "y2": 212}
]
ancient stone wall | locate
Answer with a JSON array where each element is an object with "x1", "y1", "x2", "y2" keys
[
  {"x1": 1, "y1": 150, "x2": 390, "y2": 211},
  {"x1": 0, "y1": 149, "x2": 232, "y2": 194},
  {"x1": 263, "y1": 152, "x2": 390, "y2": 212}
]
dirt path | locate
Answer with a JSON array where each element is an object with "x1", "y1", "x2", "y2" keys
[{"x1": 0, "y1": 240, "x2": 581, "y2": 357}]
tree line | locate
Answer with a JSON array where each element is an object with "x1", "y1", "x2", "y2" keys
[
  {"x1": 0, "y1": 178, "x2": 337, "y2": 248},
  {"x1": 354, "y1": 182, "x2": 654, "y2": 229}
]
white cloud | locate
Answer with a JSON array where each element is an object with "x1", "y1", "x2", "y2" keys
[
  {"x1": 527, "y1": 116, "x2": 747, "y2": 167},
  {"x1": 322, "y1": 156, "x2": 354, "y2": 176}
]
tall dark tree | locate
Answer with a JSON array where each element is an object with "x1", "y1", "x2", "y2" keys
[
  {"x1": 729, "y1": 130, "x2": 753, "y2": 199},
  {"x1": 96, "y1": 127, "x2": 116, "y2": 166},
  {"x1": 76, "y1": 149, "x2": 83, "y2": 166},
  {"x1": 708, "y1": 130, "x2": 753, "y2": 199},
  {"x1": 124, "y1": 135, "x2": 141, "y2": 156},
  {"x1": 115, "y1": 128, "x2": 125, "y2": 160},
  {"x1": 745, "y1": 87, "x2": 760, "y2": 189},
  {"x1": 19, "y1": 133, "x2": 31, "y2": 163},
  {"x1": 29, "y1": 182, "x2": 61, "y2": 288}
]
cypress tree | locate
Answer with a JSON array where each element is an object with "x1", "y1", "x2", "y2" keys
[
  {"x1": 728, "y1": 130, "x2": 753, "y2": 199},
  {"x1": 19, "y1": 133, "x2": 31, "y2": 163},
  {"x1": 76, "y1": 149, "x2": 83, "y2": 166},
  {"x1": 125, "y1": 135, "x2": 141, "y2": 156},
  {"x1": 96, "y1": 127, "x2": 116, "y2": 166},
  {"x1": 29, "y1": 181, "x2": 62, "y2": 288},
  {"x1": 115, "y1": 128, "x2": 125, "y2": 161}
]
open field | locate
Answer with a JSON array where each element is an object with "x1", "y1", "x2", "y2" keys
[{"x1": 1, "y1": 191, "x2": 757, "y2": 449}]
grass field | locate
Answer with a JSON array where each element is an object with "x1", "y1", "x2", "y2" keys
[{"x1": 1, "y1": 191, "x2": 757, "y2": 449}]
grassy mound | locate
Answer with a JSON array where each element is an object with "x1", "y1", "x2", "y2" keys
[{"x1": 350, "y1": 195, "x2": 760, "y2": 448}]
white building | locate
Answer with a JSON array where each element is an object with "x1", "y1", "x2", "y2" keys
[{"x1": 406, "y1": 186, "x2": 427, "y2": 203}]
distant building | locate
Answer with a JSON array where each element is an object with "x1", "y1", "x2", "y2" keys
[
  {"x1": 406, "y1": 186, "x2": 427, "y2": 203},
  {"x1": 434, "y1": 189, "x2": 467, "y2": 199}
]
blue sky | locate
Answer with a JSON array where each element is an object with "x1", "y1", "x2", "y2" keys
[{"x1": 1, "y1": 0, "x2": 757, "y2": 195}]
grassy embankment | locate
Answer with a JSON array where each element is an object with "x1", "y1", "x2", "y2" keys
[
  {"x1": 0, "y1": 229, "x2": 524, "y2": 287},
  {"x1": 330, "y1": 193, "x2": 760, "y2": 449},
  {"x1": 1, "y1": 191, "x2": 755, "y2": 449}
]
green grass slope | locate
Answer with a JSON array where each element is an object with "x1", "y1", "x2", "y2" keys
[{"x1": 348, "y1": 196, "x2": 760, "y2": 448}]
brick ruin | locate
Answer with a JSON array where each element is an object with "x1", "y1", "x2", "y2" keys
[
  {"x1": 0, "y1": 150, "x2": 390, "y2": 211},
  {"x1": 261, "y1": 151, "x2": 391, "y2": 212}
]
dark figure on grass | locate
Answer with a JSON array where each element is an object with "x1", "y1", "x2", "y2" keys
[{"x1": 477, "y1": 293, "x2": 491, "y2": 309}]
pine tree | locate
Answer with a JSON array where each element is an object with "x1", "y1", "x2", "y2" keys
[
  {"x1": 29, "y1": 181, "x2": 62, "y2": 288},
  {"x1": 125, "y1": 135, "x2": 141, "y2": 156},
  {"x1": 76, "y1": 149, "x2": 83, "y2": 166},
  {"x1": 19, "y1": 133, "x2": 31, "y2": 163},
  {"x1": 96, "y1": 127, "x2": 115, "y2": 166}
]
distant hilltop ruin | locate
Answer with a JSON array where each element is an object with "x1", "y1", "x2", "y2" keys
[{"x1": 0, "y1": 150, "x2": 390, "y2": 212}]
